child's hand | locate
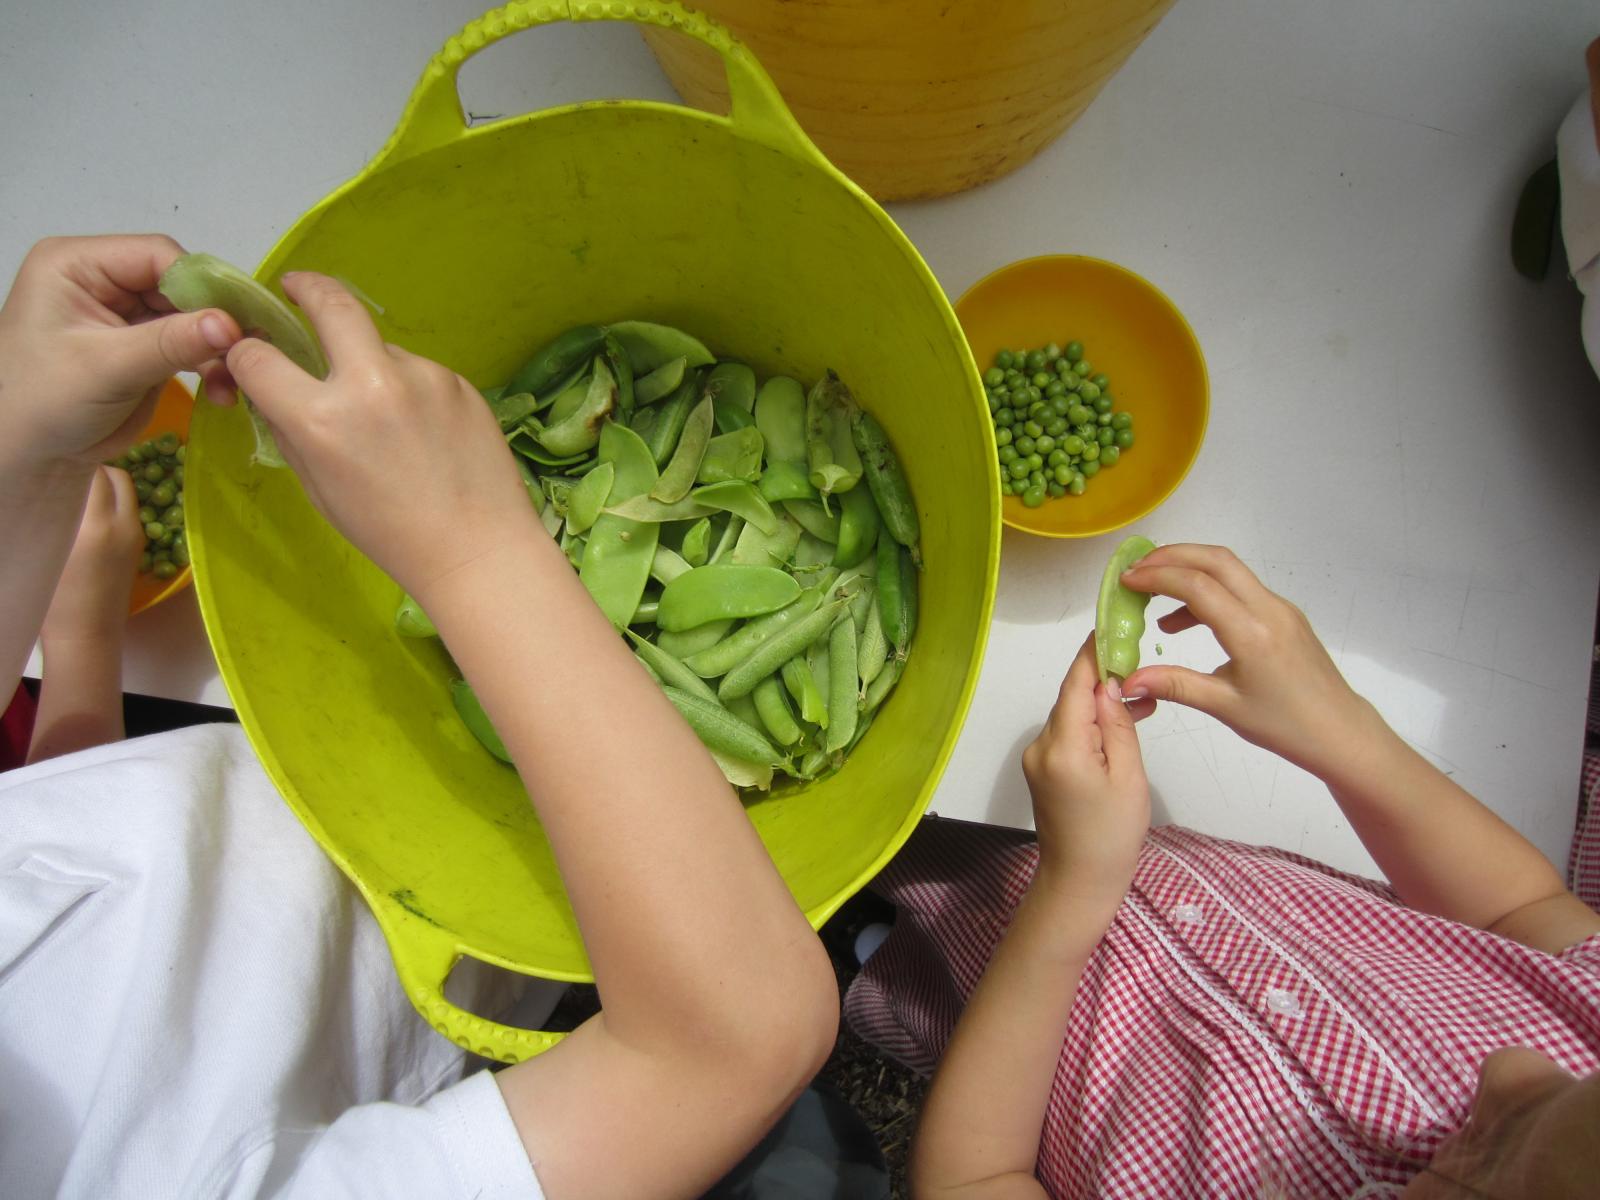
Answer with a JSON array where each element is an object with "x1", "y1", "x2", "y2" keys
[
  {"x1": 0, "y1": 236, "x2": 242, "y2": 467},
  {"x1": 1021, "y1": 633, "x2": 1151, "y2": 912},
  {"x1": 1120, "y1": 544, "x2": 1376, "y2": 782},
  {"x1": 224, "y1": 273, "x2": 535, "y2": 603},
  {"x1": 41, "y1": 466, "x2": 143, "y2": 645}
]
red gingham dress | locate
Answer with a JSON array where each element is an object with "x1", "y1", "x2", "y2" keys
[{"x1": 845, "y1": 818, "x2": 1600, "y2": 1199}]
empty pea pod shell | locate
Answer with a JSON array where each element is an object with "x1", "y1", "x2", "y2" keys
[
  {"x1": 754, "y1": 376, "x2": 808, "y2": 463},
  {"x1": 657, "y1": 618, "x2": 735, "y2": 661},
  {"x1": 709, "y1": 750, "x2": 775, "y2": 792},
  {"x1": 657, "y1": 564, "x2": 801, "y2": 632},
  {"x1": 504, "y1": 323, "x2": 605, "y2": 397},
  {"x1": 651, "y1": 396, "x2": 714, "y2": 503},
  {"x1": 606, "y1": 320, "x2": 715, "y2": 375},
  {"x1": 757, "y1": 459, "x2": 818, "y2": 503},
  {"x1": 536, "y1": 357, "x2": 617, "y2": 456},
  {"x1": 680, "y1": 517, "x2": 712, "y2": 567},
  {"x1": 703, "y1": 361, "x2": 757, "y2": 412},
  {"x1": 1095, "y1": 534, "x2": 1157, "y2": 681},
  {"x1": 782, "y1": 655, "x2": 829, "y2": 729},
  {"x1": 730, "y1": 513, "x2": 802, "y2": 569},
  {"x1": 634, "y1": 355, "x2": 688, "y2": 405},
  {"x1": 565, "y1": 462, "x2": 615, "y2": 536},
  {"x1": 783, "y1": 499, "x2": 840, "y2": 543},
  {"x1": 451, "y1": 679, "x2": 511, "y2": 764},
  {"x1": 395, "y1": 593, "x2": 437, "y2": 638},
  {"x1": 697, "y1": 427, "x2": 764, "y2": 485}
]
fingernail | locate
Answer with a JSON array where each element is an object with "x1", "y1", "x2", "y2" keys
[
  {"x1": 200, "y1": 313, "x2": 234, "y2": 351},
  {"x1": 1105, "y1": 676, "x2": 1123, "y2": 701},
  {"x1": 1123, "y1": 685, "x2": 1148, "y2": 701}
]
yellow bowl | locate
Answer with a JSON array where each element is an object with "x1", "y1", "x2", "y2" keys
[
  {"x1": 128, "y1": 377, "x2": 195, "y2": 616},
  {"x1": 955, "y1": 255, "x2": 1208, "y2": 538}
]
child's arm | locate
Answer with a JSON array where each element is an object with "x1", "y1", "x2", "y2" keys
[
  {"x1": 0, "y1": 236, "x2": 240, "y2": 704},
  {"x1": 227, "y1": 275, "x2": 838, "y2": 1200},
  {"x1": 27, "y1": 465, "x2": 143, "y2": 763},
  {"x1": 910, "y1": 636, "x2": 1151, "y2": 1200},
  {"x1": 1122, "y1": 544, "x2": 1600, "y2": 954}
]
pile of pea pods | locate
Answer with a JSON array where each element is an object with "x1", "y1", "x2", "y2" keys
[{"x1": 397, "y1": 321, "x2": 922, "y2": 794}]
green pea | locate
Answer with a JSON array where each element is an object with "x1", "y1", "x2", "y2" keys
[
  {"x1": 1053, "y1": 463, "x2": 1072, "y2": 484},
  {"x1": 162, "y1": 506, "x2": 184, "y2": 528},
  {"x1": 1047, "y1": 449, "x2": 1067, "y2": 468},
  {"x1": 1028, "y1": 402, "x2": 1048, "y2": 421},
  {"x1": 1028, "y1": 470, "x2": 1045, "y2": 489},
  {"x1": 1047, "y1": 482, "x2": 1066, "y2": 498},
  {"x1": 1034, "y1": 434, "x2": 1056, "y2": 455},
  {"x1": 139, "y1": 505, "x2": 157, "y2": 525},
  {"x1": 142, "y1": 463, "x2": 166, "y2": 484},
  {"x1": 1098, "y1": 427, "x2": 1115, "y2": 447},
  {"x1": 1043, "y1": 342, "x2": 1061, "y2": 361},
  {"x1": 1100, "y1": 445, "x2": 1121, "y2": 466},
  {"x1": 1091, "y1": 374, "x2": 1110, "y2": 390},
  {"x1": 996, "y1": 350, "x2": 1014, "y2": 370},
  {"x1": 1022, "y1": 485, "x2": 1045, "y2": 508},
  {"x1": 150, "y1": 483, "x2": 176, "y2": 508},
  {"x1": 1115, "y1": 429, "x2": 1135, "y2": 449},
  {"x1": 1046, "y1": 381, "x2": 1066, "y2": 398},
  {"x1": 126, "y1": 445, "x2": 147, "y2": 464},
  {"x1": 1005, "y1": 370, "x2": 1024, "y2": 386},
  {"x1": 152, "y1": 548, "x2": 172, "y2": 564},
  {"x1": 994, "y1": 407, "x2": 1015, "y2": 425},
  {"x1": 173, "y1": 465, "x2": 184, "y2": 487},
  {"x1": 1069, "y1": 475, "x2": 1087, "y2": 495},
  {"x1": 1025, "y1": 350, "x2": 1046, "y2": 372},
  {"x1": 1026, "y1": 454, "x2": 1044, "y2": 471},
  {"x1": 1009, "y1": 460, "x2": 1030, "y2": 480},
  {"x1": 1046, "y1": 417, "x2": 1068, "y2": 436},
  {"x1": 1077, "y1": 382, "x2": 1101, "y2": 402},
  {"x1": 1081, "y1": 458, "x2": 1101, "y2": 478},
  {"x1": 1074, "y1": 359, "x2": 1093, "y2": 377},
  {"x1": 1095, "y1": 395, "x2": 1113, "y2": 415},
  {"x1": 144, "y1": 521, "x2": 167, "y2": 540},
  {"x1": 1112, "y1": 411, "x2": 1133, "y2": 430},
  {"x1": 1001, "y1": 479, "x2": 1015, "y2": 495},
  {"x1": 1055, "y1": 358, "x2": 1075, "y2": 377},
  {"x1": 1020, "y1": 422, "x2": 1040, "y2": 440},
  {"x1": 152, "y1": 560, "x2": 179, "y2": 580},
  {"x1": 173, "y1": 539, "x2": 190, "y2": 567},
  {"x1": 1048, "y1": 399, "x2": 1070, "y2": 420},
  {"x1": 1031, "y1": 371, "x2": 1051, "y2": 388},
  {"x1": 1014, "y1": 435, "x2": 1035, "y2": 456},
  {"x1": 1082, "y1": 442, "x2": 1100, "y2": 462},
  {"x1": 984, "y1": 366, "x2": 1004, "y2": 387},
  {"x1": 998, "y1": 445, "x2": 1018, "y2": 464},
  {"x1": 1098, "y1": 411, "x2": 1113, "y2": 426},
  {"x1": 134, "y1": 479, "x2": 152, "y2": 501},
  {"x1": 995, "y1": 426, "x2": 1013, "y2": 446},
  {"x1": 1065, "y1": 341, "x2": 1084, "y2": 362},
  {"x1": 1063, "y1": 435, "x2": 1085, "y2": 456},
  {"x1": 175, "y1": 445, "x2": 186, "y2": 464},
  {"x1": 138, "y1": 552, "x2": 152, "y2": 573},
  {"x1": 1068, "y1": 405, "x2": 1093, "y2": 426}
]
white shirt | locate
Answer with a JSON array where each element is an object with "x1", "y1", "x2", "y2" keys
[{"x1": 0, "y1": 724, "x2": 551, "y2": 1199}]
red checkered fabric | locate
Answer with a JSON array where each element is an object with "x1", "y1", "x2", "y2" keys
[
  {"x1": 1573, "y1": 753, "x2": 1600, "y2": 909},
  {"x1": 845, "y1": 820, "x2": 1600, "y2": 1199}
]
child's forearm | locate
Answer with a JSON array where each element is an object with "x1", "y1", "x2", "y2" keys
[
  {"x1": 1323, "y1": 705, "x2": 1597, "y2": 951},
  {"x1": 0, "y1": 455, "x2": 94, "y2": 704},
  {"x1": 27, "y1": 632, "x2": 125, "y2": 763},
  {"x1": 911, "y1": 870, "x2": 1117, "y2": 1200}
]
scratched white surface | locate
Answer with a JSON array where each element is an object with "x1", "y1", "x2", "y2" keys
[{"x1": 7, "y1": 0, "x2": 1598, "y2": 876}]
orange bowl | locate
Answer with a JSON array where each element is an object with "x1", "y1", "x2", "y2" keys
[
  {"x1": 127, "y1": 377, "x2": 195, "y2": 615},
  {"x1": 955, "y1": 255, "x2": 1208, "y2": 537}
]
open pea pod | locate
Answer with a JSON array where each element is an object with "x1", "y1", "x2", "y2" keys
[
  {"x1": 535, "y1": 356, "x2": 617, "y2": 456},
  {"x1": 657, "y1": 564, "x2": 801, "y2": 632},
  {"x1": 606, "y1": 319, "x2": 715, "y2": 375},
  {"x1": 754, "y1": 376, "x2": 807, "y2": 462},
  {"x1": 451, "y1": 679, "x2": 511, "y2": 764},
  {"x1": 505, "y1": 323, "x2": 605, "y2": 398},
  {"x1": 651, "y1": 396, "x2": 714, "y2": 503},
  {"x1": 634, "y1": 355, "x2": 687, "y2": 405},
  {"x1": 697, "y1": 427, "x2": 764, "y2": 485},
  {"x1": 703, "y1": 361, "x2": 757, "y2": 411},
  {"x1": 578, "y1": 422, "x2": 660, "y2": 629},
  {"x1": 804, "y1": 370, "x2": 862, "y2": 504},
  {"x1": 605, "y1": 480, "x2": 778, "y2": 536},
  {"x1": 1095, "y1": 534, "x2": 1157, "y2": 681}
]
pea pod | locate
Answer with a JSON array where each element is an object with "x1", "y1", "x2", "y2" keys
[
  {"x1": 451, "y1": 679, "x2": 511, "y2": 764},
  {"x1": 515, "y1": 459, "x2": 545, "y2": 514},
  {"x1": 658, "y1": 564, "x2": 801, "y2": 632},
  {"x1": 536, "y1": 356, "x2": 616, "y2": 456},
  {"x1": 601, "y1": 332, "x2": 635, "y2": 415},
  {"x1": 661, "y1": 686, "x2": 786, "y2": 767},
  {"x1": 395, "y1": 593, "x2": 437, "y2": 639},
  {"x1": 703, "y1": 361, "x2": 757, "y2": 411},
  {"x1": 650, "y1": 545, "x2": 694, "y2": 586},
  {"x1": 505, "y1": 323, "x2": 605, "y2": 398},
  {"x1": 684, "y1": 585, "x2": 827, "y2": 678},
  {"x1": 752, "y1": 676, "x2": 803, "y2": 746},
  {"x1": 757, "y1": 459, "x2": 818, "y2": 503},
  {"x1": 680, "y1": 517, "x2": 712, "y2": 567},
  {"x1": 711, "y1": 514, "x2": 745, "y2": 563},
  {"x1": 833, "y1": 480, "x2": 881, "y2": 569},
  {"x1": 657, "y1": 619, "x2": 734, "y2": 660},
  {"x1": 633, "y1": 355, "x2": 687, "y2": 405},
  {"x1": 607, "y1": 481, "x2": 778, "y2": 535},
  {"x1": 632, "y1": 598, "x2": 658, "y2": 625},
  {"x1": 565, "y1": 462, "x2": 615, "y2": 536},
  {"x1": 651, "y1": 396, "x2": 714, "y2": 503},
  {"x1": 628, "y1": 630, "x2": 717, "y2": 704},
  {"x1": 754, "y1": 376, "x2": 807, "y2": 462},
  {"x1": 793, "y1": 532, "x2": 835, "y2": 573},
  {"x1": 851, "y1": 410, "x2": 921, "y2": 554},
  {"x1": 697, "y1": 427, "x2": 764, "y2": 485},
  {"x1": 1095, "y1": 534, "x2": 1157, "y2": 681},
  {"x1": 719, "y1": 595, "x2": 851, "y2": 701},
  {"x1": 783, "y1": 499, "x2": 840, "y2": 543},
  {"x1": 796, "y1": 745, "x2": 832, "y2": 782},
  {"x1": 709, "y1": 750, "x2": 774, "y2": 792},
  {"x1": 730, "y1": 513, "x2": 801, "y2": 570},
  {"x1": 639, "y1": 374, "x2": 700, "y2": 466},
  {"x1": 876, "y1": 534, "x2": 917, "y2": 656},
  {"x1": 856, "y1": 594, "x2": 888, "y2": 692},
  {"x1": 714, "y1": 400, "x2": 755, "y2": 434},
  {"x1": 804, "y1": 371, "x2": 863, "y2": 502},
  {"x1": 508, "y1": 429, "x2": 590, "y2": 471},
  {"x1": 578, "y1": 422, "x2": 659, "y2": 628},
  {"x1": 781, "y1": 656, "x2": 829, "y2": 729},
  {"x1": 824, "y1": 616, "x2": 859, "y2": 753},
  {"x1": 862, "y1": 657, "x2": 902, "y2": 715},
  {"x1": 606, "y1": 320, "x2": 715, "y2": 375},
  {"x1": 490, "y1": 390, "x2": 540, "y2": 431},
  {"x1": 157, "y1": 252, "x2": 328, "y2": 468}
]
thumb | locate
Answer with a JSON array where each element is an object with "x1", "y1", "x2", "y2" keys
[
  {"x1": 1121, "y1": 664, "x2": 1233, "y2": 721},
  {"x1": 108, "y1": 309, "x2": 242, "y2": 387},
  {"x1": 1097, "y1": 678, "x2": 1146, "y2": 784}
]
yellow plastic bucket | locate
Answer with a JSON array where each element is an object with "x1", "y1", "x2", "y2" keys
[{"x1": 188, "y1": 0, "x2": 1000, "y2": 1063}]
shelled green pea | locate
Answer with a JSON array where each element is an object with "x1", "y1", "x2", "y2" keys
[{"x1": 111, "y1": 433, "x2": 187, "y2": 577}]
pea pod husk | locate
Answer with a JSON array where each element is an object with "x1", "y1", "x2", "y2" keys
[
  {"x1": 703, "y1": 361, "x2": 757, "y2": 411},
  {"x1": 709, "y1": 750, "x2": 775, "y2": 792},
  {"x1": 730, "y1": 513, "x2": 802, "y2": 570},
  {"x1": 634, "y1": 355, "x2": 687, "y2": 405},
  {"x1": 754, "y1": 376, "x2": 807, "y2": 463},
  {"x1": 804, "y1": 370, "x2": 863, "y2": 502},
  {"x1": 861, "y1": 657, "x2": 903, "y2": 715},
  {"x1": 1095, "y1": 534, "x2": 1157, "y2": 681},
  {"x1": 714, "y1": 399, "x2": 755, "y2": 434},
  {"x1": 781, "y1": 655, "x2": 829, "y2": 729},
  {"x1": 395, "y1": 593, "x2": 437, "y2": 638},
  {"x1": 824, "y1": 616, "x2": 859, "y2": 753},
  {"x1": 875, "y1": 534, "x2": 917, "y2": 656},
  {"x1": 657, "y1": 564, "x2": 801, "y2": 632},
  {"x1": 505, "y1": 323, "x2": 605, "y2": 398},
  {"x1": 565, "y1": 462, "x2": 615, "y2": 536},
  {"x1": 658, "y1": 618, "x2": 735, "y2": 661},
  {"x1": 451, "y1": 679, "x2": 512, "y2": 764},
  {"x1": 602, "y1": 332, "x2": 635, "y2": 415},
  {"x1": 719, "y1": 595, "x2": 852, "y2": 701},
  {"x1": 757, "y1": 459, "x2": 818, "y2": 503},
  {"x1": 535, "y1": 356, "x2": 617, "y2": 456},
  {"x1": 680, "y1": 517, "x2": 712, "y2": 567},
  {"x1": 651, "y1": 396, "x2": 714, "y2": 503},
  {"x1": 578, "y1": 422, "x2": 660, "y2": 629},
  {"x1": 606, "y1": 320, "x2": 715, "y2": 375},
  {"x1": 685, "y1": 585, "x2": 827, "y2": 678},
  {"x1": 628, "y1": 630, "x2": 717, "y2": 703},
  {"x1": 856, "y1": 594, "x2": 889, "y2": 693},
  {"x1": 639, "y1": 374, "x2": 700, "y2": 466},
  {"x1": 697, "y1": 427, "x2": 764, "y2": 485},
  {"x1": 783, "y1": 499, "x2": 840, "y2": 544},
  {"x1": 833, "y1": 480, "x2": 881, "y2": 569},
  {"x1": 490, "y1": 390, "x2": 540, "y2": 431},
  {"x1": 157, "y1": 252, "x2": 328, "y2": 468}
]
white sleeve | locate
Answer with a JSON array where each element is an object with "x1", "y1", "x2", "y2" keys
[{"x1": 269, "y1": 1070, "x2": 544, "y2": 1200}]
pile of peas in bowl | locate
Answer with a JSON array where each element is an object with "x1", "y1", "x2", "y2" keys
[
  {"x1": 983, "y1": 340, "x2": 1136, "y2": 508},
  {"x1": 112, "y1": 433, "x2": 188, "y2": 580}
]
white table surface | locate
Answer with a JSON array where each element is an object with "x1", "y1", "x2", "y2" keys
[{"x1": 7, "y1": 0, "x2": 1598, "y2": 878}]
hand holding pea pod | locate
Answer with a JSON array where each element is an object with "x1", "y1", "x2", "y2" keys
[
  {"x1": 1021, "y1": 633, "x2": 1150, "y2": 912},
  {"x1": 226, "y1": 272, "x2": 534, "y2": 603},
  {"x1": 1118, "y1": 544, "x2": 1377, "y2": 783}
]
